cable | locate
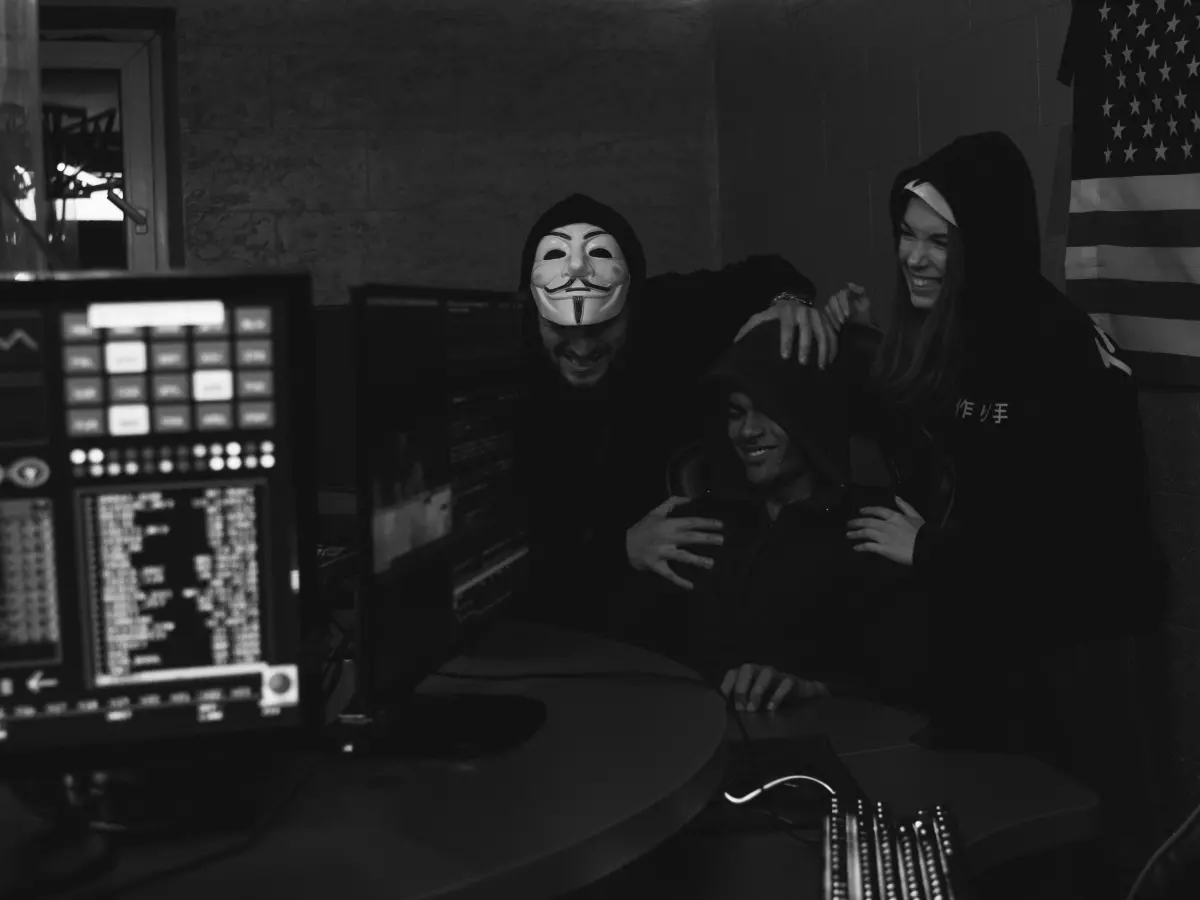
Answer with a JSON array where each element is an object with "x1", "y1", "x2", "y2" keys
[
  {"x1": 1125, "y1": 795, "x2": 1200, "y2": 900},
  {"x1": 724, "y1": 773, "x2": 835, "y2": 805},
  {"x1": 319, "y1": 631, "x2": 352, "y2": 700},
  {"x1": 429, "y1": 668, "x2": 823, "y2": 846}
]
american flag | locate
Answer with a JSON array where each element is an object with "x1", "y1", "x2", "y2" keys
[{"x1": 1061, "y1": 0, "x2": 1200, "y2": 385}]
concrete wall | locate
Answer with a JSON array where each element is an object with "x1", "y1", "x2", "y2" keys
[{"x1": 175, "y1": 0, "x2": 721, "y2": 305}]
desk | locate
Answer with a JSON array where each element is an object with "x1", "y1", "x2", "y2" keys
[
  {"x1": 0, "y1": 623, "x2": 1099, "y2": 900},
  {"x1": 0, "y1": 623, "x2": 727, "y2": 900}
]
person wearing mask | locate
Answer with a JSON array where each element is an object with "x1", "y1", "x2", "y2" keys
[
  {"x1": 826, "y1": 131, "x2": 1167, "y2": 895},
  {"x1": 609, "y1": 317, "x2": 934, "y2": 714},
  {"x1": 510, "y1": 193, "x2": 845, "y2": 635}
]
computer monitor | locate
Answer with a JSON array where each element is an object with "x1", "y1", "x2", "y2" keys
[
  {"x1": 349, "y1": 285, "x2": 543, "y2": 757},
  {"x1": 0, "y1": 271, "x2": 317, "y2": 771}
]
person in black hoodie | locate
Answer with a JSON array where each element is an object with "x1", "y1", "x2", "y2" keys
[
  {"x1": 609, "y1": 318, "x2": 933, "y2": 714},
  {"x1": 830, "y1": 133, "x2": 1167, "y2": 864},
  {"x1": 510, "y1": 194, "x2": 842, "y2": 636}
]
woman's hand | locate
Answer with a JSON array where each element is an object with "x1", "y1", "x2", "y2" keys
[
  {"x1": 846, "y1": 497, "x2": 926, "y2": 566},
  {"x1": 720, "y1": 663, "x2": 830, "y2": 713},
  {"x1": 626, "y1": 496, "x2": 724, "y2": 591},
  {"x1": 734, "y1": 294, "x2": 840, "y2": 369},
  {"x1": 824, "y1": 282, "x2": 872, "y2": 328}
]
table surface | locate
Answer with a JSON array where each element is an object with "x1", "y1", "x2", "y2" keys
[
  {"x1": 719, "y1": 696, "x2": 1100, "y2": 871},
  {"x1": 0, "y1": 624, "x2": 730, "y2": 900},
  {"x1": 0, "y1": 623, "x2": 1099, "y2": 900}
]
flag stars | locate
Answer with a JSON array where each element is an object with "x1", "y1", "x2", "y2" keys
[
  {"x1": 1104, "y1": 147, "x2": 1114, "y2": 163},
  {"x1": 1131, "y1": 97, "x2": 1143, "y2": 114},
  {"x1": 1124, "y1": 143, "x2": 1138, "y2": 162},
  {"x1": 1105, "y1": 49, "x2": 1114, "y2": 66},
  {"x1": 1103, "y1": 97, "x2": 1115, "y2": 116},
  {"x1": 1113, "y1": 120, "x2": 1126, "y2": 139},
  {"x1": 1178, "y1": 36, "x2": 1191, "y2": 55},
  {"x1": 1127, "y1": 0, "x2": 1139, "y2": 16},
  {"x1": 1161, "y1": 60, "x2": 1174, "y2": 80},
  {"x1": 1147, "y1": 39, "x2": 1160, "y2": 59},
  {"x1": 1185, "y1": 141, "x2": 1195, "y2": 159},
  {"x1": 1142, "y1": 119, "x2": 1155, "y2": 137},
  {"x1": 1118, "y1": 70, "x2": 1129, "y2": 88},
  {"x1": 1101, "y1": 0, "x2": 1112, "y2": 18},
  {"x1": 1192, "y1": 110, "x2": 1200, "y2": 130},
  {"x1": 1168, "y1": 114, "x2": 1180, "y2": 133},
  {"x1": 1177, "y1": 88, "x2": 1190, "y2": 107},
  {"x1": 1188, "y1": 56, "x2": 1200, "y2": 77},
  {"x1": 1137, "y1": 67, "x2": 1148, "y2": 84},
  {"x1": 1168, "y1": 14, "x2": 1181, "y2": 33},
  {"x1": 1137, "y1": 21, "x2": 1151, "y2": 39},
  {"x1": 1111, "y1": 24, "x2": 1122, "y2": 41},
  {"x1": 1153, "y1": 94, "x2": 1165, "y2": 111},
  {"x1": 1155, "y1": 142, "x2": 1168, "y2": 160},
  {"x1": 1155, "y1": 0, "x2": 1166, "y2": 13},
  {"x1": 1124, "y1": 45, "x2": 1135, "y2": 63}
]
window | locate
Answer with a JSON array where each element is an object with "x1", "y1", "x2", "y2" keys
[{"x1": 40, "y1": 35, "x2": 171, "y2": 271}]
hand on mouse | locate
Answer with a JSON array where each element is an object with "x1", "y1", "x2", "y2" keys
[{"x1": 720, "y1": 663, "x2": 829, "y2": 713}]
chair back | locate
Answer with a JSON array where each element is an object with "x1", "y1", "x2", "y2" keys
[
  {"x1": 665, "y1": 441, "x2": 708, "y2": 500},
  {"x1": 1128, "y1": 805, "x2": 1200, "y2": 900}
]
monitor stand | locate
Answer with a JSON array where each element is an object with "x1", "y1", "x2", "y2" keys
[
  {"x1": 5, "y1": 773, "x2": 116, "y2": 897},
  {"x1": 341, "y1": 692, "x2": 548, "y2": 761}
]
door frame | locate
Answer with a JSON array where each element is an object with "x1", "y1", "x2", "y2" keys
[{"x1": 40, "y1": 38, "x2": 170, "y2": 271}]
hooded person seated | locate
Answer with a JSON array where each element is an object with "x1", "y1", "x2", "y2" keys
[
  {"x1": 509, "y1": 194, "x2": 850, "y2": 636},
  {"x1": 609, "y1": 318, "x2": 933, "y2": 714}
]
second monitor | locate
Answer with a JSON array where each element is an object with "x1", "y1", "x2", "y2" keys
[{"x1": 348, "y1": 285, "x2": 543, "y2": 757}]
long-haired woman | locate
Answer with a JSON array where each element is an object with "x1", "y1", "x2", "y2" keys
[{"x1": 829, "y1": 132, "x2": 1166, "y2": 783}]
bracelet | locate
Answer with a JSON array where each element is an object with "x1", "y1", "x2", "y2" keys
[{"x1": 772, "y1": 291, "x2": 814, "y2": 308}]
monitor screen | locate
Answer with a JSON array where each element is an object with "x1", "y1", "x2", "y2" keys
[
  {"x1": 357, "y1": 288, "x2": 528, "y2": 699},
  {"x1": 0, "y1": 272, "x2": 313, "y2": 757}
]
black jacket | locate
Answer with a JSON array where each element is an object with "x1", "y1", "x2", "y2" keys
[
  {"x1": 885, "y1": 132, "x2": 1166, "y2": 653},
  {"x1": 509, "y1": 195, "x2": 817, "y2": 635},
  {"x1": 882, "y1": 132, "x2": 1168, "y2": 757},
  {"x1": 611, "y1": 321, "x2": 932, "y2": 711}
]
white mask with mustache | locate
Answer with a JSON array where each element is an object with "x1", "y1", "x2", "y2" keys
[{"x1": 530, "y1": 222, "x2": 630, "y2": 326}]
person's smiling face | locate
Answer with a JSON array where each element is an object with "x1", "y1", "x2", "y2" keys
[
  {"x1": 725, "y1": 391, "x2": 805, "y2": 487},
  {"x1": 898, "y1": 196, "x2": 950, "y2": 310}
]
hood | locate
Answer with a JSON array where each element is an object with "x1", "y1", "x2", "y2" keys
[
  {"x1": 890, "y1": 131, "x2": 1044, "y2": 325},
  {"x1": 702, "y1": 321, "x2": 881, "y2": 497}
]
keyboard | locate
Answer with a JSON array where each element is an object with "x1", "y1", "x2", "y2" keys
[{"x1": 824, "y1": 796, "x2": 976, "y2": 900}]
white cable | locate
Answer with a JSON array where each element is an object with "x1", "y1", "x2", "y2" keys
[
  {"x1": 723, "y1": 773, "x2": 835, "y2": 805},
  {"x1": 1126, "y1": 796, "x2": 1200, "y2": 900}
]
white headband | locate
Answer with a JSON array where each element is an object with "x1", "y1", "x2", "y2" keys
[{"x1": 904, "y1": 179, "x2": 958, "y2": 227}]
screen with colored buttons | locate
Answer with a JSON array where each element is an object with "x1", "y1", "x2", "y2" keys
[{"x1": 0, "y1": 273, "x2": 314, "y2": 761}]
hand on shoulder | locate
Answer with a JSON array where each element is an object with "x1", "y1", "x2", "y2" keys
[{"x1": 626, "y1": 496, "x2": 725, "y2": 591}]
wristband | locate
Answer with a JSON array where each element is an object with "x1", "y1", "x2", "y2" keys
[{"x1": 772, "y1": 291, "x2": 814, "y2": 308}]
